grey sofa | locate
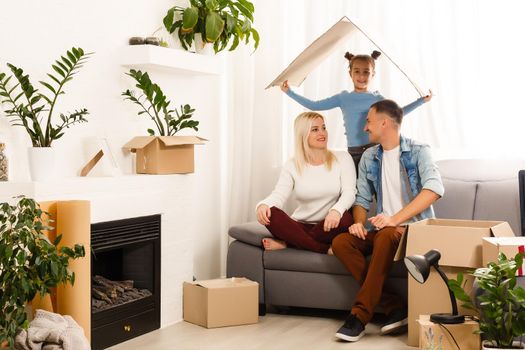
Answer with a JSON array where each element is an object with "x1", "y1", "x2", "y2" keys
[{"x1": 226, "y1": 159, "x2": 525, "y2": 314}]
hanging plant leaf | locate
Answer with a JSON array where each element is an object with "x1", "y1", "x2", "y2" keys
[
  {"x1": 181, "y1": 7, "x2": 199, "y2": 33},
  {"x1": 205, "y1": 11, "x2": 224, "y2": 42}
]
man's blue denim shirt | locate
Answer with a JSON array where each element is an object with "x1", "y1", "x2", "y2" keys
[{"x1": 355, "y1": 135, "x2": 444, "y2": 223}]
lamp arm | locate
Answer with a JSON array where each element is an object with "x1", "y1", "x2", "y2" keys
[{"x1": 433, "y1": 264, "x2": 459, "y2": 315}]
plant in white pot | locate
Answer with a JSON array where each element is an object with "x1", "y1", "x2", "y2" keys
[
  {"x1": 163, "y1": 0, "x2": 260, "y2": 54},
  {"x1": 448, "y1": 252, "x2": 525, "y2": 349},
  {"x1": 0, "y1": 47, "x2": 92, "y2": 181},
  {"x1": 0, "y1": 197, "x2": 85, "y2": 348}
]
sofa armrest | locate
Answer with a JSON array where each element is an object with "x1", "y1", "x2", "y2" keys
[{"x1": 229, "y1": 222, "x2": 272, "y2": 248}]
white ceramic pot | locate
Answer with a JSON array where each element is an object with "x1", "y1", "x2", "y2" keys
[
  {"x1": 482, "y1": 340, "x2": 525, "y2": 349},
  {"x1": 27, "y1": 147, "x2": 55, "y2": 181},
  {"x1": 194, "y1": 36, "x2": 214, "y2": 55}
]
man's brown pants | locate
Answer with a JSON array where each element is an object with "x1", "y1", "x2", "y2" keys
[{"x1": 332, "y1": 226, "x2": 406, "y2": 325}]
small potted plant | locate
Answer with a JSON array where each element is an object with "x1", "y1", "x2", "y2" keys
[
  {"x1": 0, "y1": 197, "x2": 85, "y2": 348},
  {"x1": 448, "y1": 252, "x2": 525, "y2": 349},
  {"x1": 0, "y1": 47, "x2": 92, "y2": 180},
  {"x1": 122, "y1": 69, "x2": 198, "y2": 136},
  {"x1": 163, "y1": 0, "x2": 260, "y2": 54},
  {"x1": 122, "y1": 69, "x2": 205, "y2": 174}
]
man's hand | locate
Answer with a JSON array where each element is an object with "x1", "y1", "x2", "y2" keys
[
  {"x1": 323, "y1": 209, "x2": 341, "y2": 232},
  {"x1": 368, "y1": 214, "x2": 397, "y2": 230},
  {"x1": 348, "y1": 222, "x2": 367, "y2": 240},
  {"x1": 256, "y1": 204, "x2": 271, "y2": 225}
]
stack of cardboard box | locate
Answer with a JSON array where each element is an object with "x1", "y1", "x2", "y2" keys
[{"x1": 395, "y1": 219, "x2": 515, "y2": 346}]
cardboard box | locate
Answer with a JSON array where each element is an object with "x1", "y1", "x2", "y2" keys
[
  {"x1": 418, "y1": 315, "x2": 480, "y2": 350},
  {"x1": 483, "y1": 237, "x2": 525, "y2": 275},
  {"x1": 395, "y1": 219, "x2": 515, "y2": 346},
  {"x1": 123, "y1": 136, "x2": 206, "y2": 174},
  {"x1": 183, "y1": 277, "x2": 258, "y2": 328}
]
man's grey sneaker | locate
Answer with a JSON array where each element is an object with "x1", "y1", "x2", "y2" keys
[
  {"x1": 380, "y1": 308, "x2": 408, "y2": 335},
  {"x1": 335, "y1": 313, "x2": 365, "y2": 342}
]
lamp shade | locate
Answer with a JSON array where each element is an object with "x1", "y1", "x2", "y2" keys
[
  {"x1": 404, "y1": 249, "x2": 464, "y2": 324},
  {"x1": 404, "y1": 249, "x2": 441, "y2": 284}
]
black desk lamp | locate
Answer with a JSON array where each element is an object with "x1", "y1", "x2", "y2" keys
[{"x1": 404, "y1": 249, "x2": 465, "y2": 324}]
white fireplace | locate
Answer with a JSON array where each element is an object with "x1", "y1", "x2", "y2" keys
[{"x1": 0, "y1": 175, "x2": 194, "y2": 328}]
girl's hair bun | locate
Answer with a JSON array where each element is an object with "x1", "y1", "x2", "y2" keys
[
  {"x1": 344, "y1": 52, "x2": 355, "y2": 61},
  {"x1": 371, "y1": 50, "x2": 381, "y2": 59}
]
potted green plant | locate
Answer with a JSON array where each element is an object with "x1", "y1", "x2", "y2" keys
[
  {"x1": 163, "y1": 0, "x2": 260, "y2": 54},
  {"x1": 0, "y1": 47, "x2": 92, "y2": 180},
  {"x1": 0, "y1": 197, "x2": 85, "y2": 348},
  {"x1": 122, "y1": 69, "x2": 199, "y2": 136},
  {"x1": 448, "y1": 252, "x2": 525, "y2": 349}
]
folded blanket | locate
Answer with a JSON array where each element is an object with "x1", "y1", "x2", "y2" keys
[{"x1": 15, "y1": 309, "x2": 90, "y2": 350}]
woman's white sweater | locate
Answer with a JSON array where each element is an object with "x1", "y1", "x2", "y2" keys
[{"x1": 257, "y1": 151, "x2": 356, "y2": 223}]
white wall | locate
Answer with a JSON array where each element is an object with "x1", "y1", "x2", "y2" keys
[{"x1": 0, "y1": 0, "x2": 224, "y2": 280}]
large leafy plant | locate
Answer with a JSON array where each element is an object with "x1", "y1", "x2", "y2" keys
[
  {"x1": 0, "y1": 47, "x2": 92, "y2": 147},
  {"x1": 163, "y1": 0, "x2": 260, "y2": 54},
  {"x1": 448, "y1": 252, "x2": 525, "y2": 349},
  {"x1": 0, "y1": 197, "x2": 85, "y2": 348},
  {"x1": 122, "y1": 69, "x2": 199, "y2": 136}
]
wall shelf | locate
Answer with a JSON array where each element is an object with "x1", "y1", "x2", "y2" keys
[{"x1": 120, "y1": 45, "x2": 222, "y2": 75}]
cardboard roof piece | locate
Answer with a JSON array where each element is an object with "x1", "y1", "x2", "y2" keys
[{"x1": 266, "y1": 16, "x2": 424, "y2": 97}]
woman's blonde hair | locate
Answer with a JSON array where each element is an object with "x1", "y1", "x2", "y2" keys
[{"x1": 293, "y1": 112, "x2": 336, "y2": 174}]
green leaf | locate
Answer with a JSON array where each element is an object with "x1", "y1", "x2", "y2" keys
[
  {"x1": 229, "y1": 35, "x2": 240, "y2": 51},
  {"x1": 225, "y1": 13, "x2": 236, "y2": 32},
  {"x1": 147, "y1": 128, "x2": 155, "y2": 136},
  {"x1": 182, "y1": 7, "x2": 199, "y2": 33},
  {"x1": 54, "y1": 234, "x2": 62, "y2": 246},
  {"x1": 205, "y1": 11, "x2": 225, "y2": 42},
  {"x1": 237, "y1": 0, "x2": 255, "y2": 13},
  {"x1": 163, "y1": 8, "x2": 175, "y2": 32},
  {"x1": 241, "y1": 19, "x2": 251, "y2": 33},
  {"x1": 232, "y1": 0, "x2": 253, "y2": 22},
  {"x1": 61, "y1": 55, "x2": 73, "y2": 69},
  {"x1": 39, "y1": 81, "x2": 56, "y2": 94},
  {"x1": 55, "y1": 60, "x2": 68, "y2": 73},
  {"x1": 250, "y1": 28, "x2": 260, "y2": 50},
  {"x1": 205, "y1": 0, "x2": 218, "y2": 11},
  {"x1": 52, "y1": 64, "x2": 65, "y2": 78},
  {"x1": 46, "y1": 73, "x2": 61, "y2": 85}
]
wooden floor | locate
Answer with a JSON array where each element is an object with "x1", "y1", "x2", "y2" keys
[{"x1": 108, "y1": 308, "x2": 415, "y2": 350}]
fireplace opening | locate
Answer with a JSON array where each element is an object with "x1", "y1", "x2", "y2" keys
[{"x1": 91, "y1": 214, "x2": 160, "y2": 350}]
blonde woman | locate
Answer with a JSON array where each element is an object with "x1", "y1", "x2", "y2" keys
[{"x1": 256, "y1": 112, "x2": 356, "y2": 254}]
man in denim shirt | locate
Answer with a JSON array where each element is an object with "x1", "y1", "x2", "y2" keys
[{"x1": 332, "y1": 99, "x2": 444, "y2": 342}]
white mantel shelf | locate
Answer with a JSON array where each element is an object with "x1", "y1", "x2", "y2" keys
[
  {"x1": 0, "y1": 174, "x2": 195, "y2": 224},
  {"x1": 120, "y1": 45, "x2": 222, "y2": 75}
]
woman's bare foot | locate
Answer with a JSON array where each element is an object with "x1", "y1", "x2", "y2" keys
[
  {"x1": 262, "y1": 238, "x2": 287, "y2": 251},
  {"x1": 327, "y1": 246, "x2": 334, "y2": 255}
]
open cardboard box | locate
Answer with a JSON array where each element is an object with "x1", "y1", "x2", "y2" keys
[
  {"x1": 394, "y1": 218, "x2": 515, "y2": 346},
  {"x1": 483, "y1": 236, "x2": 525, "y2": 275},
  {"x1": 123, "y1": 136, "x2": 206, "y2": 174}
]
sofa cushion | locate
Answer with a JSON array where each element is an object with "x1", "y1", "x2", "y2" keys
[
  {"x1": 433, "y1": 179, "x2": 477, "y2": 220},
  {"x1": 263, "y1": 247, "x2": 407, "y2": 278},
  {"x1": 474, "y1": 179, "x2": 521, "y2": 234},
  {"x1": 437, "y1": 159, "x2": 525, "y2": 182},
  {"x1": 264, "y1": 248, "x2": 350, "y2": 275},
  {"x1": 228, "y1": 222, "x2": 272, "y2": 247}
]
